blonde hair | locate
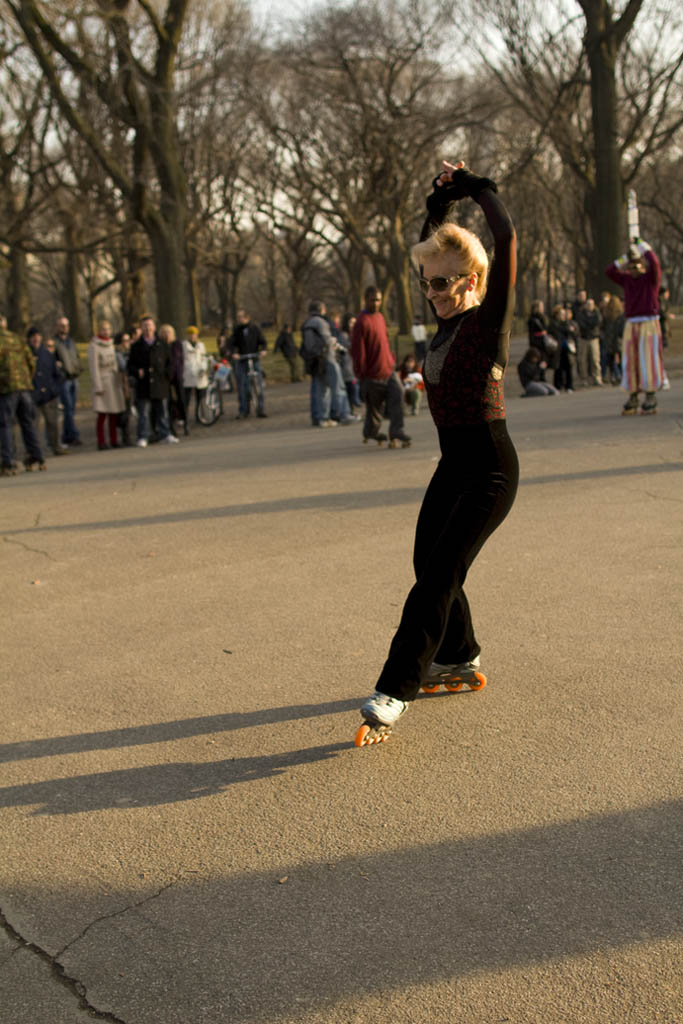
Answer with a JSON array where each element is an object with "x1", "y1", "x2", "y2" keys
[
  {"x1": 158, "y1": 323, "x2": 176, "y2": 342},
  {"x1": 412, "y1": 223, "x2": 489, "y2": 302}
]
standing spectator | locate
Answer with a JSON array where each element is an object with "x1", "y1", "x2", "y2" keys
[
  {"x1": 160, "y1": 323, "x2": 187, "y2": 437},
  {"x1": 527, "y1": 300, "x2": 550, "y2": 358},
  {"x1": 337, "y1": 313, "x2": 361, "y2": 411},
  {"x1": 53, "y1": 315, "x2": 83, "y2": 448},
  {"x1": 548, "y1": 305, "x2": 576, "y2": 392},
  {"x1": 606, "y1": 239, "x2": 664, "y2": 414},
  {"x1": 88, "y1": 319, "x2": 125, "y2": 450},
  {"x1": 0, "y1": 315, "x2": 45, "y2": 474},
  {"x1": 601, "y1": 294, "x2": 625, "y2": 385},
  {"x1": 228, "y1": 309, "x2": 267, "y2": 419},
  {"x1": 411, "y1": 315, "x2": 428, "y2": 365},
  {"x1": 571, "y1": 288, "x2": 587, "y2": 322},
  {"x1": 351, "y1": 287, "x2": 410, "y2": 445},
  {"x1": 300, "y1": 300, "x2": 354, "y2": 426},
  {"x1": 273, "y1": 323, "x2": 301, "y2": 382},
  {"x1": 658, "y1": 286, "x2": 674, "y2": 348},
  {"x1": 127, "y1": 315, "x2": 177, "y2": 446},
  {"x1": 114, "y1": 330, "x2": 133, "y2": 446},
  {"x1": 27, "y1": 328, "x2": 64, "y2": 456},
  {"x1": 182, "y1": 326, "x2": 209, "y2": 423},
  {"x1": 575, "y1": 297, "x2": 604, "y2": 386}
]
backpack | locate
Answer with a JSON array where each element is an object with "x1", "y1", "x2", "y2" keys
[{"x1": 299, "y1": 319, "x2": 327, "y2": 376}]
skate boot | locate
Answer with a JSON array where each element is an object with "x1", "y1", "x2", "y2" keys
[
  {"x1": 388, "y1": 433, "x2": 412, "y2": 449},
  {"x1": 641, "y1": 392, "x2": 657, "y2": 415},
  {"x1": 421, "y1": 656, "x2": 487, "y2": 694},
  {"x1": 355, "y1": 691, "x2": 408, "y2": 747},
  {"x1": 24, "y1": 457, "x2": 47, "y2": 472},
  {"x1": 1, "y1": 463, "x2": 18, "y2": 477},
  {"x1": 621, "y1": 393, "x2": 639, "y2": 416},
  {"x1": 363, "y1": 432, "x2": 388, "y2": 447}
]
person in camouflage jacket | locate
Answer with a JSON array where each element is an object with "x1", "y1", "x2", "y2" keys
[{"x1": 0, "y1": 317, "x2": 45, "y2": 474}]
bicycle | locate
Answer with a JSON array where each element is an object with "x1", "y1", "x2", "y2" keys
[
  {"x1": 197, "y1": 359, "x2": 229, "y2": 426},
  {"x1": 235, "y1": 352, "x2": 265, "y2": 415}
]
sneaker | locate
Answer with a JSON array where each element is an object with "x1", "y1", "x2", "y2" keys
[
  {"x1": 340, "y1": 414, "x2": 361, "y2": 424},
  {"x1": 164, "y1": 434, "x2": 180, "y2": 443},
  {"x1": 360, "y1": 691, "x2": 408, "y2": 726},
  {"x1": 136, "y1": 438, "x2": 148, "y2": 448}
]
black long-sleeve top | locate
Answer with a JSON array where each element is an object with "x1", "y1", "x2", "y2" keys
[{"x1": 419, "y1": 189, "x2": 517, "y2": 427}]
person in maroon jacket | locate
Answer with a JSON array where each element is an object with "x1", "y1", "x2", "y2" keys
[
  {"x1": 355, "y1": 160, "x2": 518, "y2": 746},
  {"x1": 605, "y1": 239, "x2": 664, "y2": 415},
  {"x1": 350, "y1": 287, "x2": 410, "y2": 446}
]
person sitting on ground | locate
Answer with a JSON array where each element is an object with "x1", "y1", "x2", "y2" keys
[
  {"x1": 518, "y1": 346, "x2": 559, "y2": 396},
  {"x1": 398, "y1": 353, "x2": 424, "y2": 415}
]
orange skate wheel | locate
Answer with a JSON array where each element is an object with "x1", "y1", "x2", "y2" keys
[
  {"x1": 444, "y1": 680, "x2": 464, "y2": 692},
  {"x1": 354, "y1": 724, "x2": 371, "y2": 747},
  {"x1": 421, "y1": 683, "x2": 440, "y2": 693},
  {"x1": 468, "y1": 673, "x2": 487, "y2": 691}
]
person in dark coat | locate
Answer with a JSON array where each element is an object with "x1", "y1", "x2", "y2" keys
[
  {"x1": 127, "y1": 315, "x2": 177, "y2": 446},
  {"x1": 27, "y1": 329, "x2": 65, "y2": 456},
  {"x1": 273, "y1": 323, "x2": 300, "y2": 382},
  {"x1": 228, "y1": 309, "x2": 267, "y2": 418},
  {"x1": 518, "y1": 347, "x2": 558, "y2": 396}
]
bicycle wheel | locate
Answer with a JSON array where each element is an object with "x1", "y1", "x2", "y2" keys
[
  {"x1": 197, "y1": 385, "x2": 221, "y2": 425},
  {"x1": 250, "y1": 371, "x2": 260, "y2": 411}
]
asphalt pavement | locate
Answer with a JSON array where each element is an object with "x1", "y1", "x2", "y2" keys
[{"x1": 1, "y1": 373, "x2": 681, "y2": 1024}]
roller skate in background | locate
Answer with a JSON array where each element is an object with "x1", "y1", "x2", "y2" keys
[
  {"x1": 354, "y1": 691, "x2": 408, "y2": 747},
  {"x1": 421, "y1": 656, "x2": 487, "y2": 694},
  {"x1": 621, "y1": 393, "x2": 639, "y2": 416},
  {"x1": 640, "y1": 392, "x2": 657, "y2": 415},
  {"x1": 388, "y1": 432, "x2": 412, "y2": 449},
  {"x1": 362, "y1": 432, "x2": 388, "y2": 447}
]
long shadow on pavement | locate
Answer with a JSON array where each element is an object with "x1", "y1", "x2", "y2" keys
[{"x1": 2, "y1": 461, "x2": 681, "y2": 539}]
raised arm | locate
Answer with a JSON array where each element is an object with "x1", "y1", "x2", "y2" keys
[{"x1": 420, "y1": 163, "x2": 516, "y2": 364}]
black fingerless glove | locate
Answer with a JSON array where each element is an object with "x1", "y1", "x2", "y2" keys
[{"x1": 425, "y1": 169, "x2": 498, "y2": 216}]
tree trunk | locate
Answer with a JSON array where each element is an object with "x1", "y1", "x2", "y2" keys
[
  {"x1": 143, "y1": 212, "x2": 188, "y2": 329},
  {"x1": 62, "y1": 219, "x2": 83, "y2": 339},
  {"x1": 6, "y1": 246, "x2": 30, "y2": 336}
]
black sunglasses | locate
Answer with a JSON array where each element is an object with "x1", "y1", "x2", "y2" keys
[{"x1": 418, "y1": 274, "x2": 467, "y2": 294}]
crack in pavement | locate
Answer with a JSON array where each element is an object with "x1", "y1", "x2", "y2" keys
[
  {"x1": 0, "y1": 880, "x2": 179, "y2": 1023},
  {"x1": 3, "y1": 536, "x2": 57, "y2": 561}
]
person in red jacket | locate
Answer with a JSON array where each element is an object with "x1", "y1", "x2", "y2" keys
[
  {"x1": 605, "y1": 240, "x2": 664, "y2": 415},
  {"x1": 350, "y1": 287, "x2": 410, "y2": 446}
]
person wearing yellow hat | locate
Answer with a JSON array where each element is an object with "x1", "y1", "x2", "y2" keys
[{"x1": 182, "y1": 326, "x2": 209, "y2": 424}]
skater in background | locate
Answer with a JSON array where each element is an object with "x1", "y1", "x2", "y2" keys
[
  {"x1": 350, "y1": 287, "x2": 410, "y2": 446},
  {"x1": 605, "y1": 239, "x2": 663, "y2": 414},
  {"x1": 114, "y1": 330, "x2": 133, "y2": 446},
  {"x1": 357, "y1": 160, "x2": 519, "y2": 742}
]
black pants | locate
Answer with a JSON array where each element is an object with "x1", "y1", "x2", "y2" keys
[
  {"x1": 362, "y1": 374, "x2": 405, "y2": 440},
  {"x1": 376, "y1": 420, "x2": 519, "y2": 702}
]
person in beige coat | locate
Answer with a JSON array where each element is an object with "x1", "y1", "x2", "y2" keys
[{"x1": 88, "y1": 320, "x2": 125, "y2": 449}]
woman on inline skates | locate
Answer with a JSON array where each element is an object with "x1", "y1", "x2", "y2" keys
[{"x1": 356, "y1": 161, "x2": 519, "y2": 745}]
